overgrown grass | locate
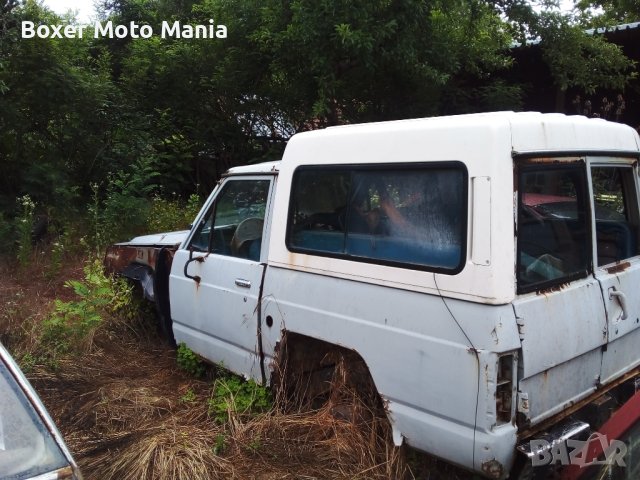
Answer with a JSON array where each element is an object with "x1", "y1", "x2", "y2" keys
[
  {"x1": 0, "y1": 250, "x2": 426, "y2": 480},
  {"x1": 2, "y1": 165, "x2": 203, "y2": 266},
  {"x1": 0, "y1": 256, "x2": 147, "y2": 375}
]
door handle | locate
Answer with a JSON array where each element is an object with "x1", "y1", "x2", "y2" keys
[
  {"x1": 235, "y1": 278, "x2": 251, "y2": 288},
  {"x1": 609, "y1": 288, "x2": 628, "y2": 320}
]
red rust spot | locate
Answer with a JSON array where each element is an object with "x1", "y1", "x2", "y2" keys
[
  {"x1": 606, "y1": 261, "x2": 630, "y2": 274},
  {"x1": 519, "y1": 156, "x2": 583, "y2": 166},
  {"x1": 481, "y1": 459, "x2": 503, "y2": 479},
  {"x1": 104, "y1": 245, "x2": 177, "y2": 276},
  {"x1": 104, "y1": 245, "x2": 141, "y2": 275},
  {"x1": 535, "y1": 281, "x2": 570, "y2": 295}
]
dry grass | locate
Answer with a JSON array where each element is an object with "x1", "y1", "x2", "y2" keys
[
  {"x1": 31, "y1": 340, "x2": 407, "y2": 480},
  {"x1": 1, "y1": 254, "x2": 424, "y2": 480}
]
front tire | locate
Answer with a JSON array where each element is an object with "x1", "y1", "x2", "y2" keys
[{"x1": 154, "y1": 248, "x2": 176, "y2": 347}]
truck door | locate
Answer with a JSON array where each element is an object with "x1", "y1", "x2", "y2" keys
[
  {"x1": 512, "y1": 159, "x2": 607, "y2": 426},
  {"x1": 169, "y1": 176, "x2": 274, "y2": 382},
  {"x1": 589, "y1": 158, "x2": 640, "y2": 384}
]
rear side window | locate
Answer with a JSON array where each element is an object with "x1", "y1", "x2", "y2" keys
[
  {"x1": 591, "y1": 165, "x2": 639, "y2": 266},
  {"x1": 287, "y1": 163, "x2": 467, "y2": 273},
  {"x1": 517, "y1": 163, "x2": 591, "y2": 293}
]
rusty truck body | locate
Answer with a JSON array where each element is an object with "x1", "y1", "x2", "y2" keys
[{"x1": 105, "y1": 112, "x2": 640, "y2": 478}]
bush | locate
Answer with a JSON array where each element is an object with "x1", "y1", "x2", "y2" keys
[
  {"x1": 41, "y1": 259, "x2": 135, "y2": 358},
  {"x1": 88, "y1": 157, "x2": 159, "y2": 252},
  {"x1": 147, "y1": 193, "x2": 202, "y2": 233}
]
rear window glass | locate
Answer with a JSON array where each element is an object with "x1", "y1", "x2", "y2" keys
[
  {"x1": 517, "y1": 164, "x2": 591, "y2": 293},
  {"x1": 287, "y1": 163, "x2": 467, "y2": 273}
]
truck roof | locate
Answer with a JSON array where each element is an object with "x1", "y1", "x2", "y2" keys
[
  {"x1": 282, "y1": 111, "x2": 639, "y2": 168},
  {"x1": 226, "y1": 113, "x2": 639, "y2": 176}
]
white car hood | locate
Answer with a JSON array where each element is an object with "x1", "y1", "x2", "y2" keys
[{"x1": 117, "y1": 230, "x2": 190, "y2": 246}]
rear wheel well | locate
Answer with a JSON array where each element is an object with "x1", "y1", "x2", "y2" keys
[
  {"x1": 273, "y1": 332, "x2": 386, "y2": 415},
  {"x1": 272, "y1": 332, "x2": 410, "y2": 474}
]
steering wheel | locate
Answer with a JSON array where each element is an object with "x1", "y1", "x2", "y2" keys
[{"x1": 230, "y1": 217, "x2": 264, "y2": 256}]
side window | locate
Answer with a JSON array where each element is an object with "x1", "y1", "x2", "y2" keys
[
  {"x1": 592, "y1": 166, "x2": 639, "y2": 266},
  {"x1": 189, "y1": 179, "x2": 270, "y2": 260},
  {"x1": 287, "y1": 164, "x2": 467, "y2": 273},
  {"x1": 517, "y1": 164, "x2": 591, "y2": 293}
]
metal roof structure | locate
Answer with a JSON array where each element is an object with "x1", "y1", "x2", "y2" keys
[{"x1": 508, "y1": 20, "x2": 640, "y2": 127}]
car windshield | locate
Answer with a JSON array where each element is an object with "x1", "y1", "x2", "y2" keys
[{"x1": 0, "y1": 361, "x2": 69, "y2": 479}]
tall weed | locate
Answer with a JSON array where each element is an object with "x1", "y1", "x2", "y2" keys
[
  {"x1": 16, "y1": 195, "x2": 36, "y2": 266},
  {"x1": 41, "y1": 259, "x2": 135, "y2": 359}
]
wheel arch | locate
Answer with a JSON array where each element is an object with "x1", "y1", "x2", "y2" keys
[{"x1": 271, "y1": 330, "x2": 399, "y2": 439}]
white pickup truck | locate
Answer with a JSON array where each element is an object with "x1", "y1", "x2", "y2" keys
[{"x1": 105, "y1": 111, "x2": 640, "y2": 478}]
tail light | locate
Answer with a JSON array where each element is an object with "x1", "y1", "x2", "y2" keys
[{"x1": 496, "y1": 353, "x2": 516, "y2": 424}]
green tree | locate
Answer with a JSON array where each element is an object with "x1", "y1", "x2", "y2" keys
[
  {"x1": 205, "y1": 0, "x2": 517, "y2": 126},
  {"x1": 537, "y1": 11, "x2": 635, "y2": 109},
  {"x1": 489, "y1": 1, "x2": 636, "y2": 111},
  {"x1": 1, "y1": 0, "x2": 636, "y2": 246},
  {"x1": 574, "y1": 0, "x2": 640, "y2": 26},
  {"x1": 0, "y1": 2, "x2": 118, "y2": 216}
]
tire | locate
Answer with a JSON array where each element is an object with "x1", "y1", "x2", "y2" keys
[{"x1": 154, "y1": 248, "x2": 176, "y2": 347}]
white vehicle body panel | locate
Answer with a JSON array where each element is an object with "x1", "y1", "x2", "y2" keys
[
  {"x1": 590, "y1": 158, "x2": 640, "y2": 384},
  {"x1": 170, "y1": 253, "x2": 266, "y2": 380},
  {"x1": 268, "y1": 113, "x2": 516, "y2": 304},
  {"x1": 511, "y1": 277, "x2": 608, "y2": 424},
  {"x1": 161, "y1": 112, "x2": 640, "y2": 478}
]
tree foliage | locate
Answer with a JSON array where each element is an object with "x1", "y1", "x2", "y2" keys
[
  {"x1": 536, "y1": 11, "x2": 636, "y2": 94},
  {"x1": 0, "y1": 0, "x2": 637, "y2": 245},
  {"x1": 1, "y1": 2, "x2": 121, "y2": 215},
  {"x1": 575, "y1": 0, "x2": 640, "y2": 26}
]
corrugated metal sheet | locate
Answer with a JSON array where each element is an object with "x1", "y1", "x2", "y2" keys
[{"x1": 514, "y1": 21, "x2": 640, "y2": 47}]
